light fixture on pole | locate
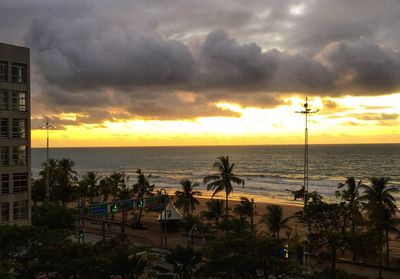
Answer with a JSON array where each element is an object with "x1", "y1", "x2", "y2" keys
[{"x1": 42, "y1": 118, "x2": 56, "y2": 201}]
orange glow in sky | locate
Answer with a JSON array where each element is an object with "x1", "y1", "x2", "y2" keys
[{"x1": 31, "y1": 94, "x2": 400, "y2": 147}]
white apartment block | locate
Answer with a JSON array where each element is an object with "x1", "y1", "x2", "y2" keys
[{"x1": 0, "y1": 43, "x2": 31, "y2": 225}]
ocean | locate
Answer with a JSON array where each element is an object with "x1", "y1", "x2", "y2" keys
[{"x1": 31, "y1": 144, "x2": 400, "y2": 204}]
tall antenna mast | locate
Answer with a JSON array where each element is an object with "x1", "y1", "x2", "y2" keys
[{"x1": 296, "y1": 97, "x2": 319, "y2": 207}]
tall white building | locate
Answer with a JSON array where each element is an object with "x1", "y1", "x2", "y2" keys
[{"x1": 0, "y1": 43, "x2": 31, "y2": 225}]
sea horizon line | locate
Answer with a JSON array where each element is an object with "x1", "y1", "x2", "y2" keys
[{"x1": 31, "y1": 142, "x2": 400, "y2": 149}]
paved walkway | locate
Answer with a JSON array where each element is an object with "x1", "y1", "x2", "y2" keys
[{"x1": 80, "y1": 211, "x2": 400, "y2": 279}]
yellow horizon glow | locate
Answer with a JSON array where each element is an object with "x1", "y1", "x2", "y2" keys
[{"x1": 31, "y1": 94, "x2": 400, "y2": 148}]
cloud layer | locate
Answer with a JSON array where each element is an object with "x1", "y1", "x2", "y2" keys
[{"x1": 1, "y1": 0, "x2": 400, "y2": 125}]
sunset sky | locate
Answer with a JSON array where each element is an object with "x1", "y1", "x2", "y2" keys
[{"x1": 1, "y1": 0, "x2": 400, "y2": 147}]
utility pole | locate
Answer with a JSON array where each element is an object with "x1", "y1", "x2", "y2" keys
[{"x1": 296, "y1": 98, "x2": 319, "y2": 207}]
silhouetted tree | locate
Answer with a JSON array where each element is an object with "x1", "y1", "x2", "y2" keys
[
  {"x1": 82, "y1": 171, "x2": 101, "y2": 203},
  {"x1": 336, "y1": 177, "x2": 364, "y2": 261},
  {"x1": 260, "y1": 204, "x2": 291, "y2": 239},
  {"x1": 55, "y1": 158, "x2": 78, "y2": 206},
  {"x1": 32, "y1": 202, "x2": 74, "y2": 230},
  {"x1": 204, "y1": 156, "x2": 244, "y2": 217},
  {"x1": 39, "y1": 158, "x2": 58, "y2": 201},
  {"x1": 360, "y1": 177, "x2": 398, "y2": 276},
  {"x1": 31, "y1": 179, "x2": 46, "y2": 207},
  {"x1": 117, "y1": 182, "x2": 134, "y2": 240},
  {"x1": 99, "y1": 176, "x2": 111, "y2": 202},
  {"x1": 203, "y1": 232, "x2": 299, "y2": 278},
  {"x1": 182, "y1": 214, "x2": 203, "y2": 234},
  {"x1": 201, "y1": 199, "x2": 224, "y2": 227},
  {"x1": 174, "y1": 180, "x2": 201, "y2": 217},
  {"x1": 109, "y1": 170, "x2": 126, "y2": 201},
  {"x1": 109, "y1": 246, "x2": 147, "y2": 279},
  {"x1": 166, "y1": 245, "x2": 202, "y2": 279},
  {"x1": 300, "y1": 202, "x2": 352, "y2": 279},
  {"x1": 133, "y1": 169, "x2": 154, "y2": 228},
  {"x1": 234, "y1": 197, "x2": 256, "y2": 231}
]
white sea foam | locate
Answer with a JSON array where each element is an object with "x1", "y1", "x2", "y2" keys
[{"x1": 31, "y1": 144, "x2": 400, "y2": 202}]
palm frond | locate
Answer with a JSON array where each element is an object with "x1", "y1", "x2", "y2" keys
[
  {"x1": 203, "y1": 175, "x2": 221, "y2": 184},
  {"x1": 211, "y1": 184, "x2": 225, "y2": 197}
]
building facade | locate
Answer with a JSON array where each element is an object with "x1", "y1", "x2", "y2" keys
[{"x1": 0, "y1": 43, "x2": 31, "y2": 225}]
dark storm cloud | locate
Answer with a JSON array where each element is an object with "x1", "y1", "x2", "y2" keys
[
  {"x1": 196, "y1": 30, "x2": 334, "y2": 92},
  {"x1": 265, "y1": 49, "x2": 334, "y2": 92},
  {"x1": 26, "y1": 20, "x2": 194, "y2": 91},
  {"x1": 26, "y1": 24, "x2": 338, "y2": 121},
  {"x1": 1, "y1": 0, "x2": 400, "y2": 125},
  {"x1": 316, "y1": 38, "x2": 400, "y2": 92},
  {"x1": 197, "y1": 30, "x2": 274, "y2": 88}
]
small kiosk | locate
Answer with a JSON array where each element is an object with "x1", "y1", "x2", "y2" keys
[{"x1": 157, "y1": 202, "x2": 183, "y2": 230}]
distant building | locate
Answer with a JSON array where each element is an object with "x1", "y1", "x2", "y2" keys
[{"x1": 0, "y1": 43, "x2": 31, "y2": 225}]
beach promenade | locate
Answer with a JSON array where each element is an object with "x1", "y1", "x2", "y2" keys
[{"x1": 79, "y1": 197, "x2": 400, "y2": 278}]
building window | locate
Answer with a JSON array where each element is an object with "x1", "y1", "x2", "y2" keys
[
  {"x1": 13, "y1": 173, "x2": 27, "y2": 193},
  {"x1": 1, "y1": 202, "x2": 9, "y2": 222},
  {"x1": 12, "y1": 146, "x2": 26, "y2": 166},
  {"x1": 1, "y1": 174, "x2": 9, "y2": 194},
  {"x1": 1, "y1": 146, "x2": 9, "y2": 166},
  {"x1": 0, "y1": 119, "x2": 8, "y2": 138},
  {"x1": 0, "y1": 90, "x2": 7, "y2": 110},
  {"x1": 11, "y1": 91, "x2": 26, "y2": 111},
  {"x1": 11, "y1": 63, "x2": 27, "y2": 83},
  {"x1": 12, "y1": 119, "x2": 25, "y2": 138},
  {"x1": 13, "y1": 200, "x2": 27, "y2": 220},
  {"x1": 0, "y1": 62, "x2": 7, "y2": 81}
]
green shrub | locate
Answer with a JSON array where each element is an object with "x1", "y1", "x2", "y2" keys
[{"x1": 32, "y1": 202, "x2": 75, "y2": 230}]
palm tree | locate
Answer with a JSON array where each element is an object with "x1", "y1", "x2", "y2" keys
[
  {"x1": 336, "y1": 177, "x2": 364, "y2": 261},
  {"x1": 55, "y1": 158, "x2": 78, "y2": 206},
  {"x1": 166, "y1": 245, "x2": 202, "y2": 279},
  {"x1": 82, "y1": 171, "x2": 101, "y2": 203},
  {"x1": 308, "y1": 191, "x2": 323, "y2": 204},
  {"x1": 75, "y1": 179, "x2": 90, "y2": 243},
  {"x1": 182, "y1": 214, "x2": 203, "y2": 234},
  {"x1": 109, "y1": 170, "x2": 126, "y2": 201},
  {"x1": 31, "y1": 179, "x2": 46, "y2": 207},
  {"x1": 260, "y1": 204, "x2": 291, "y2": 239},
  {"x1": 104, "y1": 171, "x2": 126, "y2": 221},
  {"x1": 76, "y1": 180, "x2": 90, "y2": 210},
  {"x1": 382, "y1": 208, "x2": 400, "y2": 267},
  {"x1": 110, "y1": 247, "x2": 147, "y2": 279},
  {"x1": 117, "y1": 183, "x2": 134, "y2": 241},
  {"x1": 201, "y1": 199, "x2": 224, "y2": 227},
  {"x1": 234, "y1": 197, "x2": 255, "y2": 230},
  {"x1": 203, "y1": 156, "x2": 244, "y2": 217},
  {"x1": 57, "y1": 158, "x2": 77, "y2": 179},
  {"x1": 360, "y1": 177, "x2": 398, "y2": 277},
  {"x1": 99, "y1": 176, "x2": 112, "y2": 202},
  {"x1": 174, "y1": 180, "x2": 201, "y2": 217},
  {"x1": 133, "y1": 169, "x2": 154, "y2": 228},
  {"x1": 39, "y1": 158, "x2": 58, "y2": 201}
]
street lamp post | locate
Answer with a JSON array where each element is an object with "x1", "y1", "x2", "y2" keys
[{"x1": 43, "y1": 118, "x2": 55, "y2": 201}]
